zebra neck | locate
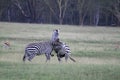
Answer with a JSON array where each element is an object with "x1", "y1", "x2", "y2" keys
[
  {"x1": 51, "y1": 31, "x2": 59, "y2": 42},
  {"x1": 49, "y1": 40, "x2": 54, "y2": 44}
]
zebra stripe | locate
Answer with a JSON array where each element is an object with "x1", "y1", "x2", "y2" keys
[
  {"x1": 53, "y1": 39, "x2": 75, "y2": 62},
  {"x1": 23, "y1": 29, "x2": 59, "y2": 62},
  {"x1": 23, "y1": 41, "x2": 53, "y2": 62}
]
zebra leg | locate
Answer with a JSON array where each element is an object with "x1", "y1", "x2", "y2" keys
[
  {"x1": 23, "y1": 49, "x2": 29, "y2": 62},
  {"x1": 45, "y1": 53, "x2": 51, "y2": 62},
  {"x1": 57, "y1": 54, "x2": 61, "y2": 62},
  {"x1": 28, "y1": 53, "x2": 36, "y2": 61},
  {"x1": 65, "y1": 53, "x2": 69, "y2": 62}
]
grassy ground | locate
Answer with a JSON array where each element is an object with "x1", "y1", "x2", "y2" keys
[{"x1": 0, "y1": 22, "x2": 120, "y2": 80}]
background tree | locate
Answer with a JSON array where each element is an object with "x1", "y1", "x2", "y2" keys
[
  {"x1": 0, "y1": 0, "x2": 120, "y2": 26},
  {"x1": 0, "y1": 0, "x2": 11, "y2": 21},
  {"x1": 44, "y1": 0, "x2": 69, "y2": 24},
  {"x1": 106, "y1": 0, "x2": 120, "y2": 25},
  {"x1": 77, "y1": 0, "x2": 94, "y2": 25}
]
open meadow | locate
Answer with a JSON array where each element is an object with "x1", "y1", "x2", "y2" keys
[{"x1": 0, "y1": 22, "x2": 120, "y2": 80}]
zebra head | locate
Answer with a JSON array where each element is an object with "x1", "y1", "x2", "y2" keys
[{"x1": 51, "y1": 29, "x2": 59, "y2": 42}]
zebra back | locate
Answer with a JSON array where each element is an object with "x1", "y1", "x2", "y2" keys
[{"x1": 26, "y1": 41, "x2": 53, "y2": 55}]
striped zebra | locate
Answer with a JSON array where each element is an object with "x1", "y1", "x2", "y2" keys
[
  {"x1": 23, "y1": 29, "x2": 59, "y2": 62},
  {"x1": 53, "y1": 39, "x2": 76, "y2": 62}
]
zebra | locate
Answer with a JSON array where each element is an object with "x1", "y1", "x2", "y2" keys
[
  {"x1": 23, "y1": 29, "x2": 59, "y2": 62},
  {"x1": 53, "y1": 38, "x2": 76, "y2": 62}
]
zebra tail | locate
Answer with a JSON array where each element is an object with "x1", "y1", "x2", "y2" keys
[{"x1": 69, "y1": 55, "x2": 76, "y2": 62}]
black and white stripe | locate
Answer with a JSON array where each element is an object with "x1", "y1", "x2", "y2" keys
[
  {"x1": 53, "y1": 39, "x2": 76, "y2": 62},
  {"x1": 23, "y1": 41, "x2": 53, "y2": 62},
  {"x1": 23, "y1": 29, "x2": 59, "y2": 62}
]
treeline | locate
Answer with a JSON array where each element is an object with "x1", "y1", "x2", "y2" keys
[{"x1": 0, "y1": 0, "x2": 120, "y2": 26}]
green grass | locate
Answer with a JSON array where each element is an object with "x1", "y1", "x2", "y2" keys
[
  {"x1": 0, "y1": 22, "x2": 120, "y2": 80},
  {"x1": 0, "y1": 62, "x2": 120, "y2": 80}
]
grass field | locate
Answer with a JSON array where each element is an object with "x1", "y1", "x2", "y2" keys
[{"x1": 0, "y1": 22, "x2": 120, "y2": 80}]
